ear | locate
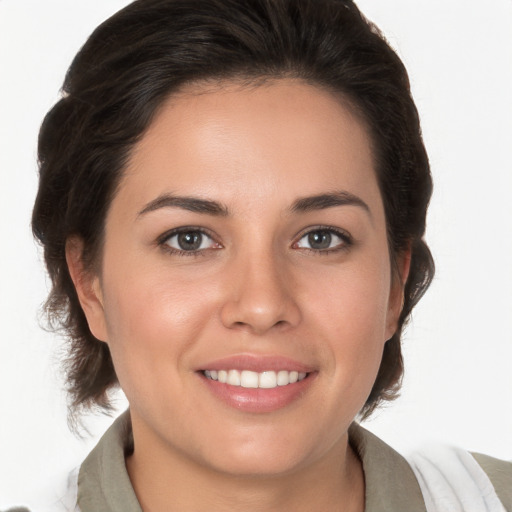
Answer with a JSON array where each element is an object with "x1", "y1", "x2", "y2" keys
[
  {"x1": 65, "y1": 236, "x2": 108, "y2": 342},
  {"x1": 385, "y1": 246, "x2": 412, "y2": 340}
]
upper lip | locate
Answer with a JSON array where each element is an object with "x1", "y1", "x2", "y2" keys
[{"x1": 195, "y1": 354, "x2": 315, "y2": 373}]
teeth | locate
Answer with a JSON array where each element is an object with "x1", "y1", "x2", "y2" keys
[
  {"x1": 203, "y1": 369, "x2": 308, "y2": 388},
  {"x1": 277, "y1": 370, "x2": 290, "y2": 386},
  {"x1": 227, "y1": 369, "x2": 241, "y2": 386},
  {"x1": 259, "y1": 371, "x2": 277, "y2": 389},
  {"x1": 241, "y1": 370, "x2": 259, "y2": 388}
]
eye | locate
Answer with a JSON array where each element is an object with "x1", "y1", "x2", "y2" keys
[
  {"x1": 159, "y1": 228, "x2": 220, "y2": 254},
  {"x1": 294, "y1": 228, "x2": 352, "y2": 252}
]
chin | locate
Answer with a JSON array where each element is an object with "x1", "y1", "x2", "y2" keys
[
  {"x1": 208, "y1": 451, "x2": 308, "y2": 478},
  {"x1": 192, "y1": 426, "x2": 327, "y2": 478}
]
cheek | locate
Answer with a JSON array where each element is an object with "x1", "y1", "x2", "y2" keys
[
  {"x1": 305, "y1": 261, "x2": 391, "y2": 339},
  {"x1": 99, "y1": 265, "x2": 218, "y2": 391},
  {"x1": 301, "y1": 258, "x2": 391, "y2": 385}
]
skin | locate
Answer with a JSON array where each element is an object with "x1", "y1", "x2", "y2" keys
[{"x1": 68, "y1": 79, "x2": 408, "y2": 512}]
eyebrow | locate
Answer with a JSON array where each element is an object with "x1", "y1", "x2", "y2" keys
[
  {"x1": 137, "y1": 190, "x2": 370, "y2": 218},
  {"x1": 290, "y1": 191, "x2": 371, "y2": 216},
  {"x1": 138, "y1": 194, "x2": 229, "y2": 217}
]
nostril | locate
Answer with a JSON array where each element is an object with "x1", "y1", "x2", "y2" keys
[
  {"x1": 219, "y1": 286, "x2": 302, "y2": 333},
  {"x1": 230, "y1": 318, "x2": 289, "y2": 332}
]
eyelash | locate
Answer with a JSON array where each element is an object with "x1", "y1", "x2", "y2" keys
[
  {"x1": 156, "y1": 226, "x2": 353, "y2": 257},
  {"x1": 293, "y1": 226, "x2": 353, "y2": 255},
  {"x1": 157, "y1": 227, "x2": 221, "y2": 257}
]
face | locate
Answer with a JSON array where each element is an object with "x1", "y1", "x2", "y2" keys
[{"x1": 75, "y1": 79, "x2": 403, "y2": 477}]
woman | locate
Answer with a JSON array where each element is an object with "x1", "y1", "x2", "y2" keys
[{"x1": 4, "y1": 0, "x2": 511, "y2": 510}]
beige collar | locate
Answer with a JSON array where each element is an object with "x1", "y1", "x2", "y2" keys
[
  {"x1": 78, "y1": 411, "x2": 427, "y2": 512},
  {"x1": 349, "y1": 422, "x2": 427, "y2": 512}
]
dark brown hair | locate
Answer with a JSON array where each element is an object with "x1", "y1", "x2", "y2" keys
[{"x1": 32, "y1": 0, "x2": 434, "y2": 421}]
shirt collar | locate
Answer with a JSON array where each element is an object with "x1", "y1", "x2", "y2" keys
[
  {"x1": 78, "y1": 411, "x2": 426, "y2": 512},
  {"x1": 349, "y1": 422, "x2": 427, "y2": 511}
]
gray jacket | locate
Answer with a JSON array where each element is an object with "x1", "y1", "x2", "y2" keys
[{"x1": 5, "y1": 411, "x2": 512, "y2": 511}]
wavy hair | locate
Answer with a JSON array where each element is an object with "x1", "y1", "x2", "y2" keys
[{"x1": 32, "y1": 0, "x2": 434, "y2": 421}]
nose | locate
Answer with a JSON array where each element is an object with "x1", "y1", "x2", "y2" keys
[{"x1": 220, "y1": 251, "x2": 302, "y2": 335}]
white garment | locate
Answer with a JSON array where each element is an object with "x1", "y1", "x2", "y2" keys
[
  {"x1": 4, "y1": 441, "x2": 507, "y2": 511},
  {"x1": 408, "y1": 446, "x2": 507, "y2": 512},
  {"x1": 3, "y1": 468, "x2": 80, "y2": 512},
  {"x1": 52, "y1": 467, "x2": 80, "y2": 512}
]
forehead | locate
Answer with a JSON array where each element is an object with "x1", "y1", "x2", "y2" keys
[{"x1": 117, "y1": 79, "x2": 382, "y2": 217}]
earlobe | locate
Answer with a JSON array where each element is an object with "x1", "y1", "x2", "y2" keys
[
  {"x1": 65, "y1": 237, "x2": 108, "y2": 342},
  {"x1": 396, "y1": 246, "x2": 412, "y2": 294},
  {"x1": 385, "y1": 247, "x2": 412, "y2": 340}
]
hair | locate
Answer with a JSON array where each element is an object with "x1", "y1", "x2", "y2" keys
[{"x1": 32, "y1": 0, "x2": 434, "y2": 422}]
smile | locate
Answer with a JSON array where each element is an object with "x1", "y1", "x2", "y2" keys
[{"x1": 203, "y1": 369, "x2": 308, "y2": 389}]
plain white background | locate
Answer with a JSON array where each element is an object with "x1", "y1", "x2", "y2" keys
[{"x1": 1, "y1": 0, "x2": 511, "y2": 506}]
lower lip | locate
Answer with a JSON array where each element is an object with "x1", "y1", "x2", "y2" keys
[{"x1": 199, "y1": 372, "x2": 316, "y2": 413}]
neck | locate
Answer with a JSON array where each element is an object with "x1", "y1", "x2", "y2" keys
[{"x1": 126, "y1": 420, "x2": 365, "y2": 512}]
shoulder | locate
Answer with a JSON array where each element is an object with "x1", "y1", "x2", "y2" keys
[
  {"x1": 4, "y1": 412, "x2": 139, "y2": 512},
  {"x1": 1, "y1": 467, "x2": 80, "y2": 512},
  {"x1": 408, "y1": 444, "x2": 511, "y2": 511},
  {"x1": 472, "y1": 452, "x2": 512, "y2": 510},
  {"x1": 351, "y1": 423, "x2": 511, "y2": 512}
]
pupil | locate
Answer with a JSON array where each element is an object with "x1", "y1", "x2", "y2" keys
[
  {"x1": 308, "y1": 231, "x2": 331, "y2": 249},
  {"x1": 178, "y1": 232, "x2": 202, "y2": 250}
]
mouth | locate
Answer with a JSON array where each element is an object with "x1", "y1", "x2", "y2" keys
[
  {"x1": 196, "y1": 354, "x2": 316, "y2": 412},
  {"x1": 203, "y1": 369, "x2": 309, "y2": 389}
]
